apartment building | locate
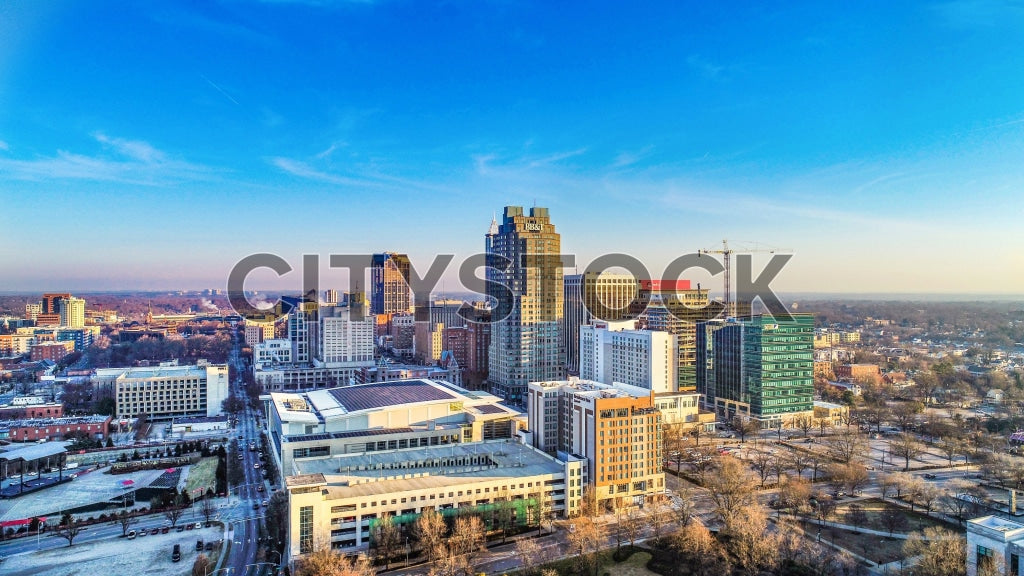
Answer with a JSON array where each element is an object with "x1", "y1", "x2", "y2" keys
[
  {"x1": 579, "y1": 320, "x2": 677, "y2": 393},
  {"x1": 526, "y1": 378, "x2": 665, "y2": 510}
]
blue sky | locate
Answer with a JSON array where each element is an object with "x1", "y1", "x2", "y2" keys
[{"x1": 1, "y1": 1, "x2": 1023, "y2": 295}]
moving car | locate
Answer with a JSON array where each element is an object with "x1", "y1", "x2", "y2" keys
[{"x1": 172, "y1": 544, "x2": 181, "y2": 562}]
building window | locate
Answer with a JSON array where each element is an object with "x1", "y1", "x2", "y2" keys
[
  {"x1": 299, "y1": 506, "x2": 314, "y2": 554},
  {"x1": 978, "y1": 545, "x2": 994, "y2": 573}
]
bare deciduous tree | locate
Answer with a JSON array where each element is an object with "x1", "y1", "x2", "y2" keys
[
  {"x1": 514, "y1": 537, "x2": 542, "y2": 576},
  {"x1": 890, "y1": 432, "x2": 923, "y2": 471},
  {"x1": 372, "y1": 512, "x2": 401, "y2": 570},
  {"x1": 845, "y1": 503, "x2": 867, "y2": 533},
  {"x1": 705, "y1": 457, "x2": 758, "y2": 531},
  {"x1": 795, "y1": 415, "x2": 814, "y2": 437},
  {"x1": 789, "y1": 450, "x2": 812, "y2": 479},
  {"x1": 646, "y1": 500, "x2": 670, "y2": 542},
  {"x1": 115, "y1": 510, "x2": 138, "y2": 536},
  {"x1": 827, "y1": 428, "x2": 866, "y2": 464},
  {"x1": 294, "y1": 548, "x2": 374, "y2": 576},
  {"x1": 732, "y1": 415, "x2": 759, "y2": 443},
  {"x1": 414, "y1": 508, "x2": 447, "y2": 567},
  {"x1": 902, "y1": 527, "x2": 966, "y2": 576},
  {"x1": 622, "y1": 506, "x2": 642, "y2": 547},
  {"x1": 880, "y1": 506, "x2": 908, "y2": 536},
  {"x1": 55, "y1": 517, "x2": 83, "y2": 547},
  {"x1": 916, "y1": 483, "x2": 943, "y2": 515},
  {"x1": 162, "y1": 495, "x2": 187, "y2": 527},
  {"x1": 567, "y1": 517, "x2": 605, "y2": 576},
  {"x1": 777, "y1": 475, "x2": 811, "y2": 516},
  {"x1": 199, "y1": 496, "x2": 216, "y2": 524},
  {"x1": 191, "y1": 554, "x2": 210, "y2": 576},
  {"x1": 726, "y1": 504, "x2": 780, "y2": 575},
  {"x1": 450, "y1": 514, "x2": 485, "y2": 565},
  {"x1": 669, "y1": 521, "x2": 730, "y2": 576},
  {"x1": 750, "y1": 449, "x2": 776, "y2": 488}
]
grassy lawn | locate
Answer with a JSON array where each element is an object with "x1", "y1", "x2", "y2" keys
[
  {"x1": 524, "y1": 547, "x2": 664, "y2": 576},
  {"x1": 604, "y1": 551, "x2": 659, "y2": 576},
  {"x1": 836, "y1": 498, "x2": 947, "y2": 534},
  {"x1": 184, "y1": 457, "x2": 218, "y2": 497},
  {"x1": 812, "y1": 525, "x2": 905, "y2": 565}
]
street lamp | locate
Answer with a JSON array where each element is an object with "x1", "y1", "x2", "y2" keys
[
  {"x1": 268, "y1": 549, "x2": 283, "y2": 565},
  {"x1": 405, "y1": 536, "x2": 410, "y2": 566}
]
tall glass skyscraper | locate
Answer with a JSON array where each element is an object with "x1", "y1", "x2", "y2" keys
[
  {"x1": 486, "y1": 206, "x2": 565, "y2": 405},
  {"x1": 370, "y1": 253, "x2": 412, "y2": 315},
  {"x1": 696, "y1": 313, "x2": 814, "y2": 427}
]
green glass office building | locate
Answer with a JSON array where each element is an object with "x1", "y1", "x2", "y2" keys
[{"x1": 696, "y1": 313, "x2": 814, "y2": 427}]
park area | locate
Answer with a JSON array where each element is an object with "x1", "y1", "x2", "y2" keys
[
  {"x1": 183, "y1": 457, "x2": 218, "y2": 497},
  {"x1": 530, "y1": 547, "x2": 663, "y2": 576},
  {"x1": 604, "y1": 550, "x2": 660, "y2": 576},
  {"x1": 831, "y1": 498, "x2": 948, "y2": 534}
]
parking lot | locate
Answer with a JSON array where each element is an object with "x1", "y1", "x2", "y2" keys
[{"x1": 0, "y1": 525, "x2": 223, "y2": 576}]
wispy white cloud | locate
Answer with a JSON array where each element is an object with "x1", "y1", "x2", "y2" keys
[
  {"x1": 0, "y1": 133, "x2": 216, "y2": 185},
  {"x1": 269, "y1": 156, "x2": 451, "y2": 195},
  {"x1": 610, "y1": 146, "x2": 654, "y2": 169},
  {"x1": 270, "y1": 157, "x2": 375, "y2": 187},
  {"x1": 315, "y1": 142, "x2": 344, "y2": 160},
  {"x1": 93, "y1": 132, "x2": 167, "y2": 163},
  {"x1": 526, "y1": 148, "x2": 587, "y2": 168},
  {"x1": 686, "y1": 55, "x2": 725, "y2": 79},
  {"x1": 0, "y1": 140, "x2": 9, "y2": 151}
]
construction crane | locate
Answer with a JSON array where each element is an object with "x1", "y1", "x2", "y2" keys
[{"x1": 698, "y1": 239, "x2": 788, "y2": 316}]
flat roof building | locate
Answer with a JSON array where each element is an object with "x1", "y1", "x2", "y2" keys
[
  {"x1": 697, "y1": 314, "x2": 815, "y2": 428},
  {"x1": 579, "y1": 320, "x2": 676, "y2": 393},
  {"x1": 967, "y1": 515, "x2": 1024, "y2": 576},
  {"x1": 94, "y1": 362, "x2": 229, "y2": 421},
  {"x1": 284, "y1": 440, "x2": 582, "y2": 562},
  {"x1": 266, "y1": 379, "x2": 521, "y2": 480}
]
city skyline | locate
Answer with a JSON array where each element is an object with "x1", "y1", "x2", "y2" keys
[{"x1": 2, "y1": 2, "x2": 1023, "y2": 294}]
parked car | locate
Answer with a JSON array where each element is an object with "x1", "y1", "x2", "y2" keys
[
  {"x1": 196, "y1": 540, "x2": 204, "y2": 551},
  {"x1": 205, "y1": 542, "x2": 214, "y2": 551},
  {"x1": 161, "y1": 526, "x2": 170, "y2": 534},
  {"x1": 151, "y1": 528, "x2": 160, "y2": 535},
  {"x1": 923, "y1": 473, "x2": 937, "y2": 479},
  {"x1": 127, "y1": 530, "x2": 137, "y2": 539}
]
